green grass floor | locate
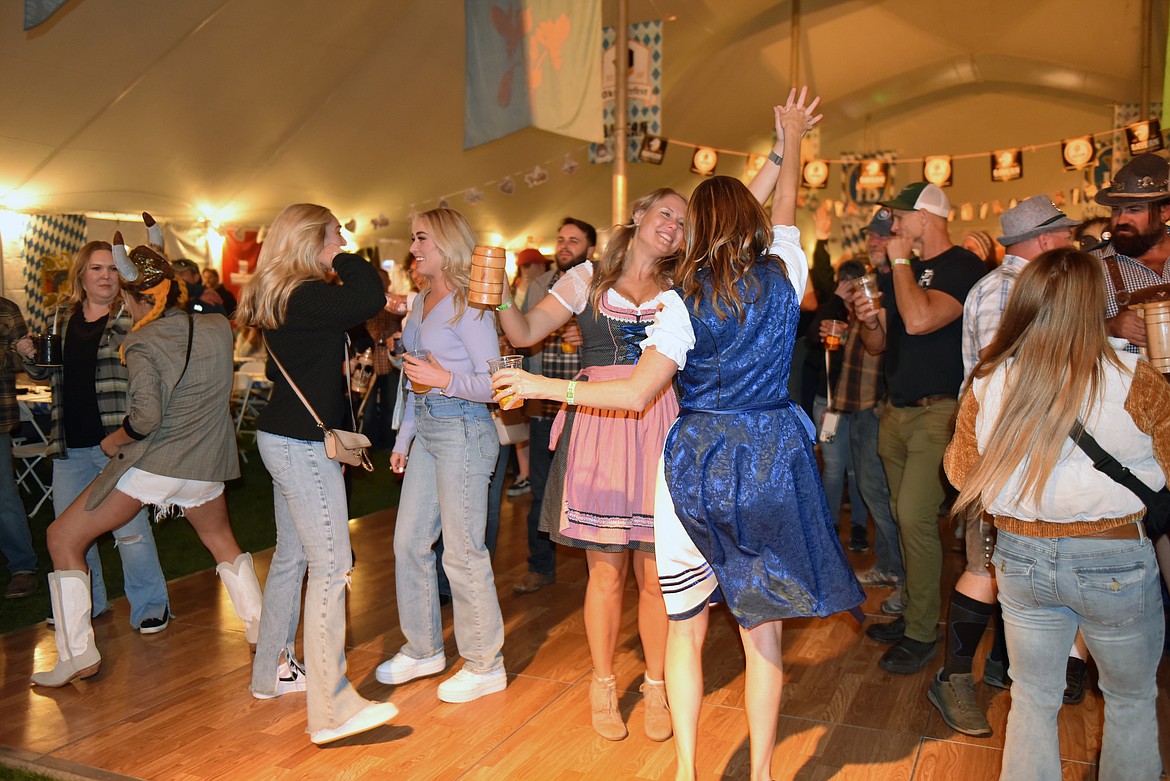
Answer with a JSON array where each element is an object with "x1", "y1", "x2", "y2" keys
[
  {"x1": 0, "y1": 442, "x2": 402, "y2": 634},
  {"x1": 0, "y1": 768, "x2": 54, "y2": 781}
]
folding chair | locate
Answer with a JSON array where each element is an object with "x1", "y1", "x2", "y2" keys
[
  {"x1": 12, "y1": 400, "x2": 52, "y2": 516},
  {"x1": 232, "y1": 361, "x2": 271, "y2": 460}
]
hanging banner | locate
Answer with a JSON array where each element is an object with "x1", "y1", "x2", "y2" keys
[
  {"x1": 744, "y1": 154, "x2": 767, "y2": 181},
  {"x1": 991, "y1": 149, "x2": 1023, "y2": 182},
  {"x1": 802, "y1": 160, "x2": 830, "y2": 189},
  {"x1": 1061, "y1": 136, "x2": 1097, "y2": 170},
  {"x1": 638, "y1": 134, "x2": 667, "y2": 164},
  {"x1": 856, "y1": 160, "x2": 890, "y2": 191},
  {"x1": 1113, "y1": 103, "x2": 1164, "y2": 174},
  {"x1": 923, "y1": 155, "x2": 953, "y2": 188},
  {"x1": 19, "y1": 214, "x2": 87, "y2": 332},
  {"x1": 590, "y1": 20, "x2": 662, "y2": 163},
  {"x1": 1126, "y1": 119, "x2": 1165, "y2": 155},
  {"x1": 690, "y1": 147, "x2": 717, "y2": 176},
  {"x1": 464, "y1": 0, "x2": 604, "y2": 149}
]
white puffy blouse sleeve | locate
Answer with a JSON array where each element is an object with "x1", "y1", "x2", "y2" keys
[
  {"x1": 548, "y1": 260, "x2": 594, "y2": 315},
  {"x1": 641, "y1": 290, "x2": 695, "y2": 370},
  {"x1": 770, "y1": 225, "x2": 808, "y2": 299}
]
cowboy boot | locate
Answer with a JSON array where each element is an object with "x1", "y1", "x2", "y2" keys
[
  {"x1": 32, "y1": 570, "x2": 102, "y2": 687},
  {"x1": 216, "y1": 552, "x2": 263, "y2": 647}
]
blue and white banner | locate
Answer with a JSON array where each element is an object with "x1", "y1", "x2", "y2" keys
[
  {"x1": 21, "y1": 214, "x2": 86, "y2": 332},
  {"x1": 590, "y1": 20, "x2": 662, "y2": 164},
  {"x1": 465, "y1": 0, "x2": 603, "y2": 149},
  {"x1": 24, "y1": 0, "x2": 70, "y2": 30}
]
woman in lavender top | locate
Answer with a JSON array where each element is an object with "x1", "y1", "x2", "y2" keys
[{"x1": 376, "y1": 207, "x2": 506, "y2": 704}]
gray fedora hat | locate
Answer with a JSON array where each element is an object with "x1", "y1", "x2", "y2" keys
[{"x1": 997, "y1": 195, "x2": 1082, "y2": 246}]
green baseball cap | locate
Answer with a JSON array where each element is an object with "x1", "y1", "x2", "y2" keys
[{"x1": 879, "y1": 181, "x2": 950, "y2": 219}]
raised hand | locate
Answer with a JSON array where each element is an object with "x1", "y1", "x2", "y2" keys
[{"x1": 775, "y1": 86, "x2": 823, "y2": 144}]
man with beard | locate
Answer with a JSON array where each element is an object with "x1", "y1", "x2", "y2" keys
[
  {"x1": 1096, "y1": 153, "x2": 1170, "y2": 353},
  {"x1": 512, "y1": 217, "x2": 596, "y2": 594}
]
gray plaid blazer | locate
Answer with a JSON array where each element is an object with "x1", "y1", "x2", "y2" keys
[{"x1": 88, "y1": 309, "x2": 240, "y2": 508}]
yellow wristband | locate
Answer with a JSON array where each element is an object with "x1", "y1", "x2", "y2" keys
[
  {"x1": 566, "y1": 379, "x2": 578, "y2": 406},
  {"x1": 892, "y1": 258, "x2": 911, "y2": 266}
]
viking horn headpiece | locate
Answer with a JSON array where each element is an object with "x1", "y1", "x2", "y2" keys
[
  {"x1": 112, "y1": 229, "x2": 174, "y2": 293},
  {"x1": 142, "y1": 212, "x2": 165, "y2": 253}
]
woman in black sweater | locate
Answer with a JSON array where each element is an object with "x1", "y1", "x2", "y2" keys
[{"x1": 236, "y1": 203, "x2": 395, "y2": 745}]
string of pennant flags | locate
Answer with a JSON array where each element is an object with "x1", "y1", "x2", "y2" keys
[{"x1": 365, "y1": 117, "x2": 1165, "y2": 234}]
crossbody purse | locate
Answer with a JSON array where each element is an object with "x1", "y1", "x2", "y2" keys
[{"x1": 264, "y1": 336, "x2": 374, "y2": 471}]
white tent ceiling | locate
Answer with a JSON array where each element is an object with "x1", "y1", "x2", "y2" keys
[{"x1": 1, "y1": 0, "x2": 1165, "y2": 253}]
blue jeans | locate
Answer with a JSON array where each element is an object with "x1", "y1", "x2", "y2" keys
[
  {"x1": 436, "y1": 441, "x2": 505, "y2": 594},
  {"x1": 525, "y1": 416, "x2": 556, "y2": 576},
  {"x1": 0, "y1": 433, "x2": 36, "y2": 575},
  {"x1": 849, "y1": 407, "x2": 904, "y2": 580},
  {"x1": 813, "y1": 397, "x2": 865, "y2": 531},
  {"x1": 53, "y1": 446, "x2": 169, "y2": 627},
  {"x1": 252, "y1": 432, "x2": 370, "y2": 733},
  {"x1": 994, "y1": 529, "x2": 1163, "y2": 781},
  {"x1": 394, "y1": 395, "x2": 503, "y2": 674}
]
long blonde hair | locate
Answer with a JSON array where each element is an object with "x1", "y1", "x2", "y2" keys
[
  {"x1": 953, "y1": 248, "x2": 1128, "y2": 518},
  {"x1": 62, "y1": 240, "x2": 121, "y2": 312},
  {"x1": 236, "y1": 203, "x2": 334, "y2": 329},
  {"x1": 412, "y1": 208, "x2": 477, "y2": 323},
  {"x1": 588, "y1": 188, "x2": 683, "y2": 312}
]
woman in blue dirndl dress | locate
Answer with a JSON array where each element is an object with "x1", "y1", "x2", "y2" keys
[{"x1": 492, "y1": 90, "x2": 863, "y2": 781}]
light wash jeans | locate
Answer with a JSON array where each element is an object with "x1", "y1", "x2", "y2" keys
[
  {"x1": 994, "y1": 528, "x2": 1163, "y2": 781},
  {"x1": 53, "y1": 446, "x2": 169, "y2": 627},
  {"x1": 0, "y1": 432, "x2": 36, "y2": 575},
  {"x1": 813, "y1": 396, "x2": 865, "y2": 532},
  {"x1": 252, "y1": 432, "x2": 369, "y2": 733},
  {"x1": 848, "y1": 407, "x2": 904, "y2": 580},
  {"x1": 435, "y1": 440, "x2": 506, "y2": 595},
  {"x1": 394, "y1": 395, "x2": 503, "y2": 674}
]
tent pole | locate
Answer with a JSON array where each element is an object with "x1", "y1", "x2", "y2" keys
[
  {"x1": 1141, "y1": 0, "x2": 1152, "y2": 118},
  {"x1": 790, "y1": 0, "x2": 801, "y2": 89},
  {"x1": 612, "y1": 0, "x2": 628, "y2": 227}
]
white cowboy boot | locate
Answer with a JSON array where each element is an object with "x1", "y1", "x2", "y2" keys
[
  {"x1": 216, "y1": 552, "x2": 262, "y2": 647},
  {"x1": 32, "y1": 570, "x2": 102, "y2": 687}
]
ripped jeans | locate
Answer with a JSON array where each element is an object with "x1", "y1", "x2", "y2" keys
[
  {"x1": 251, "y1": 432, "x2": 370, "y2": 733},
  {"x1": 54, "y1": 446, "x2": 169, "y2": 627}
]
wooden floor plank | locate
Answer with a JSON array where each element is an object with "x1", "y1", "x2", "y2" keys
[{"x1": 1, "y1": 493, "x2": 1166, "y2": 779}]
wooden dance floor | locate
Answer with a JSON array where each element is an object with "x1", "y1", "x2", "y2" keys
[{"x1": 1, "y1": 491, "x2": 1167, "y2": 780}]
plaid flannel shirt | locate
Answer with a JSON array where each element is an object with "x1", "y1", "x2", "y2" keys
[
  {"x1": 531, "y1": 269, "x2": 582, "y2": 418},
  {"x1": 0, "y1": 298, "x2": 29, "y2": 431},
  {"x1": 25, "y1": 306, "x2": 132, "y2": 458},
  {"x1": 831, "y1": 322, "x2": 884, "y2": 412}
]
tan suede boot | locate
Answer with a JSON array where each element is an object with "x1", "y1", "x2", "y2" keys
[
  {"x1": 640, "y1": 678, "x2": 672, "y2": 741},
  {"x1": 590, "y1": 674, "x2": 627, "y2": 740}
]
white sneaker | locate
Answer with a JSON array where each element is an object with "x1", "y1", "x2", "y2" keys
[
  {"x1": 375, "y1": 651, "x2": 446, "y2": 685},
  {"x1": 855, "y1": 567, "x2": 897, "y2": 587},
  {"x1": 437, "y1": 666, "x2": 507, "y2": 703},
  {"x1": 310, "y1": 701, "x2": 398, "y2": 745},
  {"x1": 252, "y1": 655, "x2": 308, "y2": 700},
  {"x1": 881, "y1": 585, "x2": 906, "y2": 615}
]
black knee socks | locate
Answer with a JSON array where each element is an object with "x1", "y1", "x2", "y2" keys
[
  {"x1": 942, "y1": 591, "x2": 995, "y2": 680},
  {"x1": 988, "y1": 604, "x2": 1008, "y2": 664}
]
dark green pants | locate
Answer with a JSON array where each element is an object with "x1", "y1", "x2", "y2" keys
[{"x1": 877, "y1": 399, "x2": 957, "y2": 643}]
